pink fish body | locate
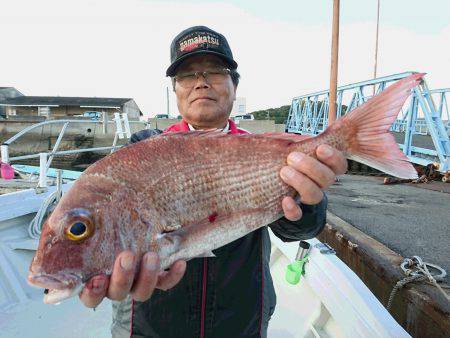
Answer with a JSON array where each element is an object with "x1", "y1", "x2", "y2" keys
[{"x1": 28, "y1": 73, "x2": 423, "y2": 304}]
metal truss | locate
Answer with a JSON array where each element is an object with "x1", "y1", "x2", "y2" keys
[{"x1": 285, "y1": 72, "x2": 450, "y2": 172}]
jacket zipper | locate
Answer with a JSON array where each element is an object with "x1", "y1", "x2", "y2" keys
[
  {"x1": 200, "y1": 257, "x2": 208, "y2": 338},
  {"x1": 259, "y1": 236, "x2": 264, "y2": 338},
  {"x1": 129, "y1": 299, "x2": 135, "y2": 338}
]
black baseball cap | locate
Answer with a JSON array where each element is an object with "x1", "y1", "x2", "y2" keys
[{"x1": 166, "y1": 26, "x2": 238, "y2": 77}]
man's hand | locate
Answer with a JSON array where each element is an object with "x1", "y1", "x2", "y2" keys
[
  {"x1": 280, "y1": 144, "x2": 347, "y2": 221},
  {"x1": 79, "y1": 251, "x2": 186, "y2": 308}
]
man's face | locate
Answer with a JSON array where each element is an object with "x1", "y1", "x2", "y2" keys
[{"x1": 174, "y1": 55, "x2": 237, "y2": 129}]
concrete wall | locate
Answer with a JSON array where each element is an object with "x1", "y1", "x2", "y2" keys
[
  {"x1": 0, "y1": 118, "x2": 287, "y2": 160},
  {"x1": 0, "y1": 119, "x2": 147, "y2": 140},
  {"x1": 0, "y1": 119, "x2": 147, "y2": 157},
  {"x1": 6, "y1": 101, "x2": 141, "y2": 120},
  {"x1": 147, "y1": 118, "x2": 180, "y2": 131},
  {"x1": 7, "y1": 106, "x2": 119, "y2": 119},
  {"x1": 238, "y1": 120, "x2": 286, "y2": 133}
]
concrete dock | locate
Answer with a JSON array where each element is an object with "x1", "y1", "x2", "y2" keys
[
  {"x1": 321, "y1": 174, "x2": 450, "y2": 337},
  {"x1": 327, "y1": 174, "x2": 449, "y2": 283}
]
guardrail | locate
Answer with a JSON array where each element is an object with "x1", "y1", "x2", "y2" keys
[
  {"x1": 285, "y1": 72, "x2": 450, "y2": 172},
  {"x1": 1, "y1": 113, "x2": 137, "y2": 188}
]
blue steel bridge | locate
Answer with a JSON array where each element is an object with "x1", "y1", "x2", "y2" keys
[{"x1": 285, "y1": 72, "x2": 450, "y2": 173}]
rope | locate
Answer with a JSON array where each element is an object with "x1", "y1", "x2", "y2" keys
[
  {"x1": 387, "y1": 256, "x2": 449, "y2": 310},
  {"x1": 387, "y1": 275, "x2": 427, "y2": 310},
  {"x1": 417, "y1": 264, "x2": 450, "y2": 302},
  {"x1": 28, "y1": 190, "x2": 58, "y2": 239}
]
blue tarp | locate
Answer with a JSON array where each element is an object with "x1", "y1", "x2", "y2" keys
[{"x1": 12, "y1": 165, "x2": 82, "y2": 180}]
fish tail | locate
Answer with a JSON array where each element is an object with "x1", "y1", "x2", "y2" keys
[{"x1": 326, "y1": 73, "x2": 424, "y2": 179}]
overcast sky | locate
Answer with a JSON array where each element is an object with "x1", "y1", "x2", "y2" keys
[{"x1": 1, "y1": 0, "x2": 449, "y2": 118}]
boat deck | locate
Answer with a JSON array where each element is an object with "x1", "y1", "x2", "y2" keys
[
  {"x1": 0, "y1": 214, "x2": 112, "y2": 338},
  {"x1": 327, "y1": 174, "x2": 450, "y2": 284}
]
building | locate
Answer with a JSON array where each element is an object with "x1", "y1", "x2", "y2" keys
[
  {"x1": 231, "y1": 97, "x2": 246, "y2": 117},
  {"x1": 0, "y1": 96, "x2": 142, "y2": 120},
  {"x1": 0, "y1": 87, "x2": 24, "y2": 118}
]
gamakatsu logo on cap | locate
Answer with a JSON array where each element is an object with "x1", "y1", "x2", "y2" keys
[{"x1": 179, "y1": 34, "x2": 220, "y2": 52}]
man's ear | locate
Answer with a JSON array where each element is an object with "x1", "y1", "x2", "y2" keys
[
  {"x1": 172, "y1": 78, "x2": 176, "y2": 91},
  {"x1": 232, "y1": 85, "x2": 237, "y2": 101}
]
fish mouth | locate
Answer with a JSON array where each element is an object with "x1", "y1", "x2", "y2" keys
[
  {"x1": 28, "y1": 272, "x2": 82, "y2": 291},
  {"x1": 28, "y1": 272, "x2": 83, "y2": 304}
]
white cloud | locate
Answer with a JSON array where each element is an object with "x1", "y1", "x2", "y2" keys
[{"x1": 1, "y1": 0, "x2": 449, "y2": 118}]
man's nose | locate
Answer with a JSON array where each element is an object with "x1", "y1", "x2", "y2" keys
[{"x1": 194, "y1": 73, "x2": 210, "y2": 89}]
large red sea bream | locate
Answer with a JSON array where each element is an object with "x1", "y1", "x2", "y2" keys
[{"x1": 28, "y1": 73, "x2": 423, "y2": 304}]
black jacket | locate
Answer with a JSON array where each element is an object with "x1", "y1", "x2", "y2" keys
[{"x1": 116, "y1": 129, "x2": 327, "y2": 338}]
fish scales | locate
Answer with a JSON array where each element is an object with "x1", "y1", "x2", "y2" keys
[{"x1": 91, "y1": 135, "x2": 293, "y2": 227}]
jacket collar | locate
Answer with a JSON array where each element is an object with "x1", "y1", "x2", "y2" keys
[{"x1": 164, "y1": 119, "x2": 245, "y2": 135}]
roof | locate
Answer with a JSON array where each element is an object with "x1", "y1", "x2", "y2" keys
[
  {"x1": 0, "y1": 87, "x2": 24, "y2": 101},
  {"x1": 1, "y1": 96, "x2": 132, "y2": 108}
]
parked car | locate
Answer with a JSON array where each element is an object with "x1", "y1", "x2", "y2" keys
[
  {"x1": 74, "y1": 111, "x2": 102, "y2": 120},
  {"x1": 155, "y1": 114, "x2": 169, "y2": 119},
  {"x1": 232, "y1": 114, "x2": 254, "y2": 124}
]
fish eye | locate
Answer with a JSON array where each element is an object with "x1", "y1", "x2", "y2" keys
[
  {"x1": 65, "y1": 219, "x2": 93, "y2": 241},
  {"x1": 71, "y1": 222, "x2": 86, "y2": 236}
]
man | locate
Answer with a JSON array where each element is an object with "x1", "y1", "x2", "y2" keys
[{"x1": 80, "y1": 26, "x2": 347, "y2": 337}]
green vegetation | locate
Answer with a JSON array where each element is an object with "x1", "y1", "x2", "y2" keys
[
  {"x1": 250, "y1": 100, "x2": 348, "y2": 124},
  {"x1": 250, "y1": 105, "x2": 291, "y2": 124}
]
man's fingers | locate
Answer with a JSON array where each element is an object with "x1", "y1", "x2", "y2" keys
[
  {"x1": 280, "y1": 166, "x2": 324, "y2": 204},
  {"x1": 107, "y1": 251, "x2": 136, "y2": 301},
  {"x1": 286, "y1": 152, "x2": 336, "y2": 189},
  {"x1": 282, "y1": 196, "x2": 303, "y2": 221},
  {"x1": 80, "y1": 252, "x2": 184, "y2": 306},
  {"x1": 156, "y1": 260, "x2": 187, "y2": 291},
  {"x1": 130, "y1": 252, "x2": 160, "y2": 302},
  {"x1": 79, "y1": 275, "x2": 109, "y2": 308},
  {"x1": 316, "y1": 144, "x2": 348, "y2": 175}
]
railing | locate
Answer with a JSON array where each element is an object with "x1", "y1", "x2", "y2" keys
[
  {"x1": 1, "y1": 112, "x2": 141, "y2": 188},
  {"x1": 285, "y1": 72, "x2": 450, "y2": 172},
  {"x1": 390, "y1": 119, "x2": 429, "y2": 135}
]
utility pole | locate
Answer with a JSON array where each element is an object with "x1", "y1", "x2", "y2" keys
[
  {"x1": 373, "y1": 0, "x2": 381, "y2": 95},
  {"x1": 328, "y1": 0, "x2": 340, "y2": 126},
  {"x1": 166, "y1": 86, "x2": 170, "y2": 117}
]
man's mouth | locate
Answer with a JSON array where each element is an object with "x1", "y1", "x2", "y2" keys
[{"x1": 192, "y1": 97, "x2": 215, "y2": 103}]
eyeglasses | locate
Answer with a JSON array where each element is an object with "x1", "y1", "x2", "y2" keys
[{"x1": 174, "y1": 68, "x2": 231, "y2": 88}]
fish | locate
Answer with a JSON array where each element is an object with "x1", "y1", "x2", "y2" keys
[{"x1": 28, "y1": 73, "x2": 423, "y2": 304}]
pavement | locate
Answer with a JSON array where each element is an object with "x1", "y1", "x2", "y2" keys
[{"x1": 326, "y1": 174, "x2": 450, "y2": 284}]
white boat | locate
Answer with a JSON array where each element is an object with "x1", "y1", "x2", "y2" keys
[
  {"x1": 0, "y1": 118, "x2": 410, "y2": 338},
  {"x1": 0, "y1": 184, "x2": 410, "y2": 338}
]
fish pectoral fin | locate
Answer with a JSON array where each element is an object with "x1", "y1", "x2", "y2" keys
[
  {"x1": 162, "y1": 224, "x2": 182, "y2": 233},
  {"x1": 158, "y1": 208, "x2": 277, "y2": 270},
  {"x1": 156, "y1": 232, "x2": 183, "y2": 259}
]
